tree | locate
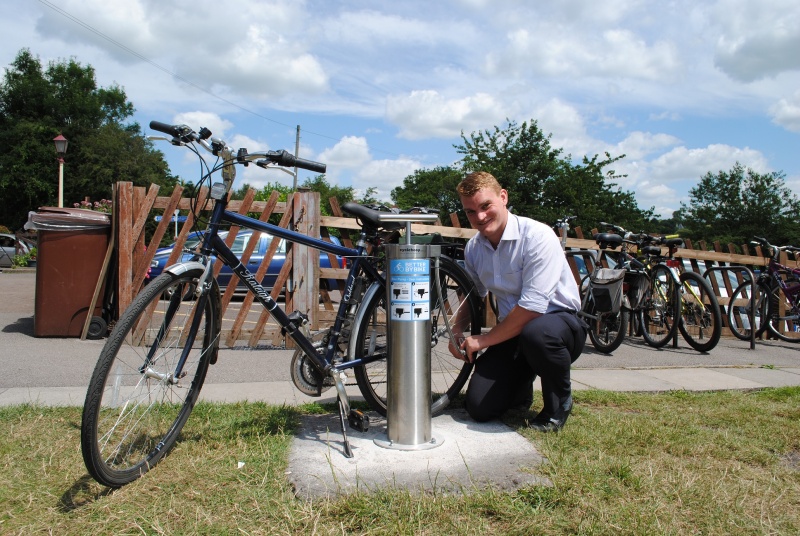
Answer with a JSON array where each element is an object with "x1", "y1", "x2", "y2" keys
[
  {"x1": 391, "y1": 119, "x2": 653, "y2": 232},
  {"x1": 391, "y1": 166, "x2": 464, "y2": 217},
  {"x1": 677, "y1": 163, "x2": 800, "y2": 248},
  {"x1": 0, "y1": 49, "x2": 176, "y2": 230}
]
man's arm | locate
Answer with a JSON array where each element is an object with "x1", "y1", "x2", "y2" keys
[{"x1": 456, "y1": 305, "x2": 541, "y2": 362}]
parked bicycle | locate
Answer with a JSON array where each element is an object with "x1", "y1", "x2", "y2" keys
[
  {"x1": 581, "y1": 223, "x2": 721, "y2": 353},
  {"x1": 637, "y1": 234, "x2": 722, "y2": 352},
  {"x1": 727, "y1": 237, "x2": 800, "y2": 342},
  {"x1": 80, "y1": 121, "x2": 482, "y2": 487}
]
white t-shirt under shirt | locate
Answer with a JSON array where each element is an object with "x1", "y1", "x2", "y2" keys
[{"x1": 463, "y1": 213, "x2": 582, "y2": 322}]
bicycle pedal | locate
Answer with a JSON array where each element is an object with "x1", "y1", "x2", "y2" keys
[{"x1": 347, "y1": 409, "x2": 370, "y2": 432}]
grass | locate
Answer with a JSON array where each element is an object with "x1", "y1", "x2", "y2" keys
[{"x1": 2, "y1": 388, "x2": 800, "y2": 535}]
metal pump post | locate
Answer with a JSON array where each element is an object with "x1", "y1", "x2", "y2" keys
[{"x1": 375, "y1": 218, "x2": 444, "y2": 450}]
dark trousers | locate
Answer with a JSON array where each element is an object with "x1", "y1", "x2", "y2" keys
[{"x1": 464, "y1": 311, "x2": 587, "y2": 422}]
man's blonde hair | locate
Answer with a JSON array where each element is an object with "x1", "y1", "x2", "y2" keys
[{"x1": 456, "y1": 171, "x2": 502, "y2": 197}]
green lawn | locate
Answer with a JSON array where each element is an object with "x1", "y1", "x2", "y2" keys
[{"x1": 2, "y1": 388, "x2": 799, "y2": 534}]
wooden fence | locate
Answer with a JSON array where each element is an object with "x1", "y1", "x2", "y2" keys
[{"x1": 100, "y1": 181, "x2": 798, "y2": 346}]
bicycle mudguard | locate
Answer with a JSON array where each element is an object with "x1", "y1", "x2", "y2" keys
[
  {"x1": 346, "y1": 280, "x2": 383, "y2": 362},
  {"x1": 165, "y1": 261, "x2": 206, "y2": 276}
]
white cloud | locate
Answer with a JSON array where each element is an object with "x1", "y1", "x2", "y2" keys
[
  {"x1": 171, "y1": 112, "x2": 233, "y2": 138},
  {"x1": 489, "y1": 27, "x2": 682, "y2": 82},
  {"x1": 712, "y1": 0, "x2": 800, "y2": 81},
  {"x1": 649, "y1": 144, "x2": 770, "y2": 181},
  {"x1": 386, "y1": 90, "x2": 506, "y2": 140},
  {"x1": 318, "y1": 136, "x2": 372, "y2": 176},
  {"x1": 770, "y1": 91, "x2": 800, "y2": 132},
  {"x1": 353, "y1": 158, "x2": 422, "y2": 201}
]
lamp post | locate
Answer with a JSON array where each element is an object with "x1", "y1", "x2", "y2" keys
[{"x1": 53, "y1": 134, "x2": 69, "y2": 208}]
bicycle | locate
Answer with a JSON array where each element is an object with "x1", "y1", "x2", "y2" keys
[
  {"x1": 636, "y1": 234, "x2": 721, "y2": 352},
  {"x1": 582, "y1": 223, "x2": 721, "y2": 353},
  {"x1": 80, "y1": 121, "x2": 482, "y2": 488},
  {"x1": 727, "y1": 237, "x2": 800, "y2": 342},
  {"x1": 579, "y1": 225, "x2": 642, "y2": 353}
]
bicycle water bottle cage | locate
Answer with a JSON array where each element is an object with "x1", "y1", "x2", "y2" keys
[{"x1": 594, "y1": 233, "x2": 623, "y2": 250}]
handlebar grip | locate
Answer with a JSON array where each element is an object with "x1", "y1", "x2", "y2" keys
[
  {"x1": 272, "y1": 150, "x2": 326, "y2": 173},
  {"x1": 149, "y1": 121, "x2": 182, "y2": 138}
]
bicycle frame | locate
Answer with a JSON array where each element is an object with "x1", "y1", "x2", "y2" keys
[{"x1": 186, "y1": 197, "x2": 384, "y2": 379}]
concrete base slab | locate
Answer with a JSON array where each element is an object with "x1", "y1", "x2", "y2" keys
[{"x1": 287, "y1": 408, "x2": 550, "y2": 499}]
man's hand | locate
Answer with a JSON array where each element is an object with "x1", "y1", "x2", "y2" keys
[{"x1": 449, "y1": 336, "x2": 482, "y2": 363}]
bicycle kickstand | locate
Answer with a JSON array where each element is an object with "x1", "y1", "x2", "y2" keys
[{"x1": 332, "y1": 371, "x2": 370, "y2": 458}]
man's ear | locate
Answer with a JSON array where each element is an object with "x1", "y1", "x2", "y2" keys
[{"x1": 500, "y1": 189, "x2": 509, "y2": 206}]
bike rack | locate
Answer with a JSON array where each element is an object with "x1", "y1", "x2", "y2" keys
[
  {"x1": 374, "y1": 214, "x2": 445, "y2": 451},
  {"x1": 702, "y1": 266, "x2": 756, "y2": 350}
]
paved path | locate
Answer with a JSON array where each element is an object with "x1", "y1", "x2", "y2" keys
[{"x1": 2, "y1": 269, "x2": 799, "y2": 407}]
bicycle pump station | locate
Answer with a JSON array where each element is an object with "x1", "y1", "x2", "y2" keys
[{"x1": 374, "y1": 214, "x2": 445, "y2": 451}]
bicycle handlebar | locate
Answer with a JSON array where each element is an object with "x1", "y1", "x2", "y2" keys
[{"x1": 148, "y1": 120, "x2": 327, "y2": 173}]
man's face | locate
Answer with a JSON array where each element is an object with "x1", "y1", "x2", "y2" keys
[{"x1": 460, "y1": 187, "x2": 509, "y2": 245}]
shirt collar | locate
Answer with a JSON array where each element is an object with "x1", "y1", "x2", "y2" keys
[{"x1": 475, "y1": 212, "x2": 520, "y2": 249}]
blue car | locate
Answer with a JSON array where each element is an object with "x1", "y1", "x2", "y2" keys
[{"x1": 149, "y1": 229, "x2": 343, "y2": 294}]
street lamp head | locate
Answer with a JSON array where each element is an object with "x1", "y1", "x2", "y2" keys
[{"x1": 53, "y1": 134, "x2": 68, "y2": 160}]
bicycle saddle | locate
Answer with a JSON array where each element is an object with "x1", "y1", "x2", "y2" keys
[
  {"x1": 341, "y1": 203, "x2": 403, "y2": 231},
  {"x1": 641, "y1": 245, "x2": 662, "y2": 256},
  {"x1": 594, "y1": 233, "x2": 623, "y2": 249},
  {"x1": 664, "y1": 238, "x2": 683, "y2": 248}
]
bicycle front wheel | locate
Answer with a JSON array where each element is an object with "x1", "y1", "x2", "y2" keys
[
  {"x1": 81, "y1": 269, "x2": 221, "y2": 488},
  {"x1": 585, "y1": 299, "x2": 629, "y2": 354},
  {"x1": 678, "y1": 271, "x2": 721, "y2": 352},
  {"x1": 350, "y1": 256, "x2": 480, "y2": 417},
  {"x1": 727, "y1": 280, "x2": 769, "y2": 340},
  {"x1": 640, "y1": 265, "x2": 680, "y2": 348}
]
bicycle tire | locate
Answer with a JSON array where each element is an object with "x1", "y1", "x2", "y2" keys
[
  {"x1": 640, "y1": 264, "x2": 680, "y2": 348},
  {"x1": 81, "y1": 269, "x2": 221, "y2": 488},
  {"x1": 763, "y1": 276, "x2": 800, "y2": 342},
  {"x1": 350, "y1": 256, "x2": 479, "y2": 417},
  {"x1": 585, "y1": 298, "x2": 629, "y2": 354},
  {"x1": 677, "y1": 271, "x2": 721, "y2": 352},
  {"x1": 726, "y1": 280, "x2": 769, "y2": 340}
]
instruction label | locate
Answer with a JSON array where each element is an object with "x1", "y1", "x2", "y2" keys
[{"x1": 389, "y1": 259, "x2": 431, "y2": 321}]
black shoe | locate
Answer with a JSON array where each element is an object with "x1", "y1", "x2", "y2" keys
[{"x1": 528, "y1": 396, "x2": 572, "y2": 433}]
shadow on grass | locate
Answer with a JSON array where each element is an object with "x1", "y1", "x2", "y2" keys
[{"x1": 58, "y1": 474, "x2": 114, "y2": 512}]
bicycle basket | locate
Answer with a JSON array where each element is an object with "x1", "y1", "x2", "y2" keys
[
  {"x1": 589, "y1": 268, "x2": 626, "y2": 313},
  {"x1": 624, "y1": 270, "x2": 650, "y2": 310}
]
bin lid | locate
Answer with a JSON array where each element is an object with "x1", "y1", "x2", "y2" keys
[{"x1": 25, "y1": 207, "x2": 111, "y2": 231}]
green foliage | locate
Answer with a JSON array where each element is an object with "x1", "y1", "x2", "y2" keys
[
  {"x1": 391, "y1": 166, "x2": 464, "y2": 219},
  {"x1": 0, "y1": 49, "x2": 176, "y2": 230},
  {"x1": 677, "y1": 163, "x2": 800, "y2": 249},
  {"x1": 11, "y1": 246, "x2": 36, "y2": 268}
]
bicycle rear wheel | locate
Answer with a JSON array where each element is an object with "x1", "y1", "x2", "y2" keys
[
  {"x1": 350, "y1": 256, "x2": 479, "y2": 417},
  {"x1": 727, "y1": 280, "x2": 769, "y2": 340},
  {"x1": 678, "y1": 271, "x2": 721, "y2": 352},
  {"x1": 763, "y1": 276, "x2": 800, "y2": 342},
  {"x1": 640, "y1": 265, "x2": 680, "y2": 348},
  {"x1": 81, "y1": 269, "x2": 221, "y2": 488}
]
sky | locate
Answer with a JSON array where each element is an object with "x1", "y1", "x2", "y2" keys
[{"x1": 3, "y1": 0, "x2": 800, "y2": 219}]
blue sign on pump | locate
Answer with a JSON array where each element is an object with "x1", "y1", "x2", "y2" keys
[{"x1": 389, "y1": 259, "x2": 431, "y2": 321}]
